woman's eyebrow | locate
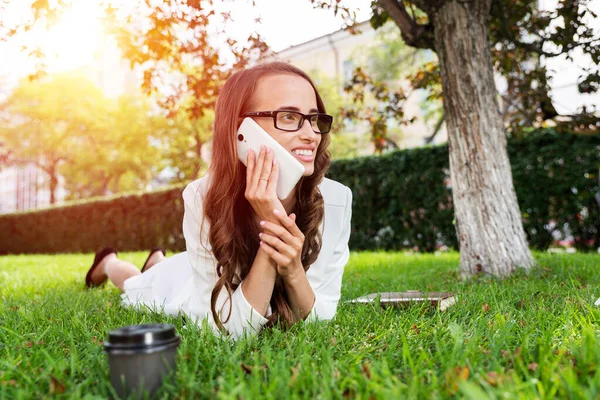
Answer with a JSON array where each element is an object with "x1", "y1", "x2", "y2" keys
[{"x1": 276, "y1": 106, "x2": 320, "y2": 113}]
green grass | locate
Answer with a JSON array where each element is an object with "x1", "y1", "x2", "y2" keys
[{"x1": 1, "y1": 251, "x2": 600, "y2": 399}]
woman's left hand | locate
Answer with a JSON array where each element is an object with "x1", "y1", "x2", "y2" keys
[{"x1": 259, "y1": 209, "x2": 305, "y2": 280}]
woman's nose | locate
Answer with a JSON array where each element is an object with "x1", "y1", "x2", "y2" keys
[{"x1": 298, "y1": 119, "x2": 318, "y2": 140}]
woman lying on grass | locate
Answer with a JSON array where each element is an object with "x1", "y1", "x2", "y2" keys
[{"x1": 84, "y1": 62, "x2": 353, "y2": 339}]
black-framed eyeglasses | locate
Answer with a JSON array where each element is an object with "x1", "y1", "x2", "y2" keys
[{"x1": 241, "y1": 110, "x2": 333, "y2": 134}]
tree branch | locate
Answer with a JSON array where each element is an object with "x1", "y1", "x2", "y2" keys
[
  {"x1": 425, "y1": 113, "x2": 444, "y2": 144},
  {"x1": 378, "y1": 0, "x2": 435, "y2": 50}
]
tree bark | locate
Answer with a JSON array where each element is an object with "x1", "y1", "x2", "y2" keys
[
  {"x1": 379, "y1": 0, "x2": 435, "y2": 50},
  {"x1": 111, "y1": 174, "x2": 121, "y2": 194},
  {"x1": 100, "y1": 172, "x2": 110, "y2": 196},
  {"x1": 431, "y1": 0, "x2": 535, "y2": 277},
  {"x1": 49, "y1": 163, "x2": 58, "y2": 205}
]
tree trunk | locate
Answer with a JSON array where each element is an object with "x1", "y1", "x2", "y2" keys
[
  {"x1": 100, "y1": 171, "x2": 110, "y2": 196},
  {"x1": 49, "y1": 164, "x2": 58, "y2": 205},
  {"x1": 432, "y1": 0, "x2": 535, "y2": 277},
  {"x1": 111, "y1": 174, "x2": 121, "y2": 195}
]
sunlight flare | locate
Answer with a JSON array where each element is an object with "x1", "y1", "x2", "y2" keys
[{"x1": 36, "y1": 2, "x2": 107, "y2": 71}]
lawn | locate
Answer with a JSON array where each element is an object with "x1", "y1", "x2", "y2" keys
[{"x1": 1, "y1": 251, "x2": 600, "y2": 399}]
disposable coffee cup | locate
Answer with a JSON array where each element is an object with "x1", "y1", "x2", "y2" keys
[{"x1": 103, "y1": 324, "x2": 180, "y2": 399}]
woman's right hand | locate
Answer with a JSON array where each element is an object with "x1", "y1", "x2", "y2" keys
[{"x1": 245, "y1": 146, "x2": 286, "y2": 224}]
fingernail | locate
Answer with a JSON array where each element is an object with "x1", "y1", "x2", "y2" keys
[
  {"x1": 259, "y1": 232, "x2": 263, "y2": 237},
  {"x1": 273, "y1": 159, "x2": 277, "y2": 165},
  {"x1": 260, "y1": 241, "x2": 264, "y2": 246},
  {"x1": 266, "y1": 147, "x2": 271, "y2": 154},
  {"x1": 273, "y1": 209, "x2": 279, "y2": 214},
  {"x1": 260, "y1": 221, "x2": 265, "y2": 226}
]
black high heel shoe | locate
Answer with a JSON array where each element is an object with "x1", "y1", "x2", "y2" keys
[
  {"x1": 141, "y1": 248, "x2": 166, "y2": 273},
  {"x1": 85, "y1": 247, "x2": 118, "y2": 288}
]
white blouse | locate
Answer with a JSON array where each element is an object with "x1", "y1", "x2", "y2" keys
[
  {"x1": 183, "y1": 174, "x2": 352, "y2": 339},
  {"x1": 122, "y1": 174, "x2": 352, "y2": 340}
]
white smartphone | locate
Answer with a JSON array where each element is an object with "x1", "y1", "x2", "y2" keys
[{"x1": 237, "y1": 117, "x2": 305, "y2": 199}]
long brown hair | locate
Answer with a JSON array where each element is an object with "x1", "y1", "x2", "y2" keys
[{"x1": 203, "y1": 62, "x2": 331, "y2": 332}]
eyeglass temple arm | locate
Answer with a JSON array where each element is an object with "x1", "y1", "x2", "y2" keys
[{"x1": 242, "y1": 112, "x2": 273, "y2": 117}]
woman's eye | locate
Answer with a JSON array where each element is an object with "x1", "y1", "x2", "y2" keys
[{"x1": 281, "y1": 113, "x2": 296, "y2": 121}]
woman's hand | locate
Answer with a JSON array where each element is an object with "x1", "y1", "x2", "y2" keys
[
  {"x1": 245, "y1": 146, "x2": 286, "y2": 224},
  {"x1": 258, "y1": 210, "x2": 305, "y2": 280}
]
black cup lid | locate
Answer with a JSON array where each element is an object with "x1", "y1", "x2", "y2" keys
[{"x1": 104, "y1": 324, "x2": 179, "y2": 349}]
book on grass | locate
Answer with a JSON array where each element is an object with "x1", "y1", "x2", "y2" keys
[{"x1": 348, "y1": 290, "x2": 457, "y2": 311}]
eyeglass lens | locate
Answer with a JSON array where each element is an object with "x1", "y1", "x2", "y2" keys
[{"x1": 275, "y1": 111, "x2": 330, "y2": 133}]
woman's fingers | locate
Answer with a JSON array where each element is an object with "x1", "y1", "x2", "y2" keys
[
  {"x1": 260, "y1": 219, "x2": 297, "y2": 247},
  {"x1": 266, "y1": 159, "x2": 279, "y2": 195},
  {"x1": 246, "y1": 148, "x2": 255, "y2": 189},
  {"x1": 260, "y1": 233, "x2": 295, "y2": 265},
  {"x1": 247, "y1": 146, "x2": 274, "y2": 192},
  {"x1": 272, "y1": 209, "x2": 304, "y2": 240},
  {"x1": 260, "y1": 211, "x2": 305, "y2": 269},
  {"x1": 259, "y1": 241, "x2": 289, "y2": 266},
  {"x1": 252, "y1": 146, "x2": 267, "y2": 189},
  {"x1": 258, "y1": 147, "x2": 273, "y2": 189},
  {"x1": 260, "y1": 232, "x2": 283, "y2": 248}
]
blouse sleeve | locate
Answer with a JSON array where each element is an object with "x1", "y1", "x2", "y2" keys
[
  {"x1": 182, "y1": 181, "x2": 269, "y2": 340},
  {"x1": 304, "y1": 186, "x2": 353, "y2": 322}
]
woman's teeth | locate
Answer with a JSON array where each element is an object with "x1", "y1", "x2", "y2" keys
[{"x1": 293, "y1": 149, "x2": 313, "y2": 156}]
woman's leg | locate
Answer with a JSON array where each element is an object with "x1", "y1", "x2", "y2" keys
[
  {"x1": 90, "y1": 254, "x2": 140, "y2": 292},
  {"x1": 143, "y1": 250, "x2": 166, "y2": 272}
]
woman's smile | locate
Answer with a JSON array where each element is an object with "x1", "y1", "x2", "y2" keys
[{"x1": 291, "y1": 144, "x2": 316, "y2": 163}]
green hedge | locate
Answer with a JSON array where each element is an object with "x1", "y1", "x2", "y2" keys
[
  {"x1": 510, "y1": 131, "x2": 599, "y2": 251},
  {"x1": 327, "y1": 144, "x2": 455, "y2": 252},
  {"x1": 0, "y1": 129, "x2": 598, "y2": 255},
  {"x1": 0, "y1": 187, "x2": 186, "y2": 254},
  {"x1": 328, "y1": 129, "x2": 599, "y2": 252}
]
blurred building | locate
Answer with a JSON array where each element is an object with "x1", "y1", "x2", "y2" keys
[
  {"x1": 0, "y1": 164, "x2": 68, "y2": 214},
  {"x1": 0, "y1": 164, "x2": 37, "y2": 214}
]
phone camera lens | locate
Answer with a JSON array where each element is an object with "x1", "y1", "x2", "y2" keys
[{"x1": 237, "y1": 134, "x2": 244, "y2": 141}]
